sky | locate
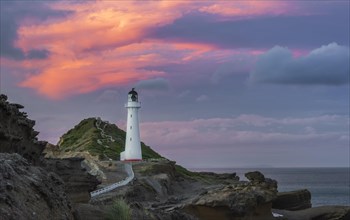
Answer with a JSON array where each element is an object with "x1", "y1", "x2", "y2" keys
[{"x1": 0, "y1": 0, "x2": 349, "y2": 168}]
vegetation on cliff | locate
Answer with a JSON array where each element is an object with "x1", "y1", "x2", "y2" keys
[{"x1": 57, "y1": 118, "x2": 162, "y2": 160}]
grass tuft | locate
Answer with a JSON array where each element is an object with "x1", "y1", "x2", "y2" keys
[{"x1": 106, "y1": 198, "x2": 132, "y2": 220}]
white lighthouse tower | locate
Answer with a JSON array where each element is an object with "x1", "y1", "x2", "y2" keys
[{"x1": 120, "y1": 88, "x2": 142, "y2": 161}]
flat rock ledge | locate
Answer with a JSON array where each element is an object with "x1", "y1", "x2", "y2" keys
[
  {"x1": 273, "y1": 206, "x2": 350, "y2": 220},
  {"x1": 272, "y1": 189, "x2": 312, "y2": 211}
]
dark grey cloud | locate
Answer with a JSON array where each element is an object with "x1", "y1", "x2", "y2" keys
[
  {"x1": 249, "y1": 43, "x2": 349, "y2": 85},
  {"x1": 211, "y1": 55, "x2": 254, "y2": 84},
  {"x1": 135, "y1": 78, "x2": 169, "y2": 90},
  {"x1": 0, "y1": 1, "x2": 72, "y2": 60},
  {"x1": 0, "y1": 10, "x2": 25, "y2": 60},
  {"x1": 26, "y1": 49, "x2": 51, "y2": 59},
  {"x1": 150, "y1": 7, "x2": 349, "y2": 49}
]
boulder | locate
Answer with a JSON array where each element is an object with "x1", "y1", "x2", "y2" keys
[
  {"x1": 272, "y1": 189, "x2": 311, "y2": 210},
  {"x1": 183, "y1": 178, "x2": 278, "y2": 220},
  {"x1": 245, "y1": 171, "x2": 265, "y2": 183}
]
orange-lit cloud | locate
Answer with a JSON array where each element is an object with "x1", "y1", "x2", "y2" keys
[{"x1": 11, "y1": 1, "x2": 296, "y2": 99}]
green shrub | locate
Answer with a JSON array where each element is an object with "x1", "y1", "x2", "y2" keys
[{"x1": 106, "y1": 198, "x2": 132, "y2": 220}]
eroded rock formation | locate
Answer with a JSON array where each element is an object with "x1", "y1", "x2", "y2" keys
[{"x1": 0, "y1": 94, "x2": 99, "y2": 219}]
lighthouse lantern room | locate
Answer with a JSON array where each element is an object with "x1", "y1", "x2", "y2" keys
[{"x1": 120, "y1": 88, "x2": 142, "y2": 161}]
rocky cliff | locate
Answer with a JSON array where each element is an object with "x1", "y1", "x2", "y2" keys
[
  {"x1": 0, "y1": 94, "x2": 99, "y2": 220},
  {"x1": 43, "y1": 157, "x2": 101, "y2": 203},
  {"x1": 0, "y1": 94, "x2": 46, "y2": 165},
  {"x1": 0, "y1": 153, "x2": 74, "y2": 220},
  {"x1": 83, "y1": 160, "x2": 278, "y2": 220},
  {"x1": 84, "y1": 160, "x2": 350, "y2": 220}
]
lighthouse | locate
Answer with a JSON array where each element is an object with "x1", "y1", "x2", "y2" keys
[{"x1": 120, "y1": 88, "x2": 142, "y2": 161}]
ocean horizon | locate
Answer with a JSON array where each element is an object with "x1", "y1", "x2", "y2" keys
[{"x1": 189, "y1": 167, "x2": 350, "y2": 207}]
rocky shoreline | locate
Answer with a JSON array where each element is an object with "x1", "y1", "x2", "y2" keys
[{"x1": 1, "y1": 94, "x2": 349, "y2": 220}]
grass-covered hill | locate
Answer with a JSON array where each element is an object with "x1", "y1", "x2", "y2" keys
[{"x1": 57, "y1": 117, "x2": 162, "y2": 160}]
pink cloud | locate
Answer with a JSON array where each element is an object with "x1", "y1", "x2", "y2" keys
[
  {"x1": 291, "y1": 49, "x2": 310, "y2": 58},
  {"x1": 199, "y1": 1, "x2": 294, "y2": 18},
  {"x1": 140, "y1": 115, "x2": 348, "y2": 149},
  {"x1": 8, "y1": 1, "x2": 303, "y2": 99}
]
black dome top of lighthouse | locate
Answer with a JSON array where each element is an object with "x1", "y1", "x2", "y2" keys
[
  {"x1": 128, "y1": 88, "x2": 138, "y2": 95},
  {"x1": 128, "y1": 88, "x2": 138, "y2": 101}
]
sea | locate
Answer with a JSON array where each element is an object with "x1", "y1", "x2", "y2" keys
[{"x1": 190, "y1": 167, "x2": 350, "y2": 207}]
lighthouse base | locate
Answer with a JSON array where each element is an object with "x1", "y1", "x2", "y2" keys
[
  {"x1": 123, "y1": 159, "x2": 142, "y2": 162},
  {"x1": 120, "y1": 151, "x2": 125, "y2": 161},
  {"x1": 120, "y1": 151, "x2": 142, "y2": 162}
]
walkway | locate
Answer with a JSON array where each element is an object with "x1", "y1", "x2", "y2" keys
[
  {"x1": 95, "y1": 117, "x2": 115, "y2": 148},
  {"x1": 90, "y1": 118, "x2": 134, "y2": 198}
]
